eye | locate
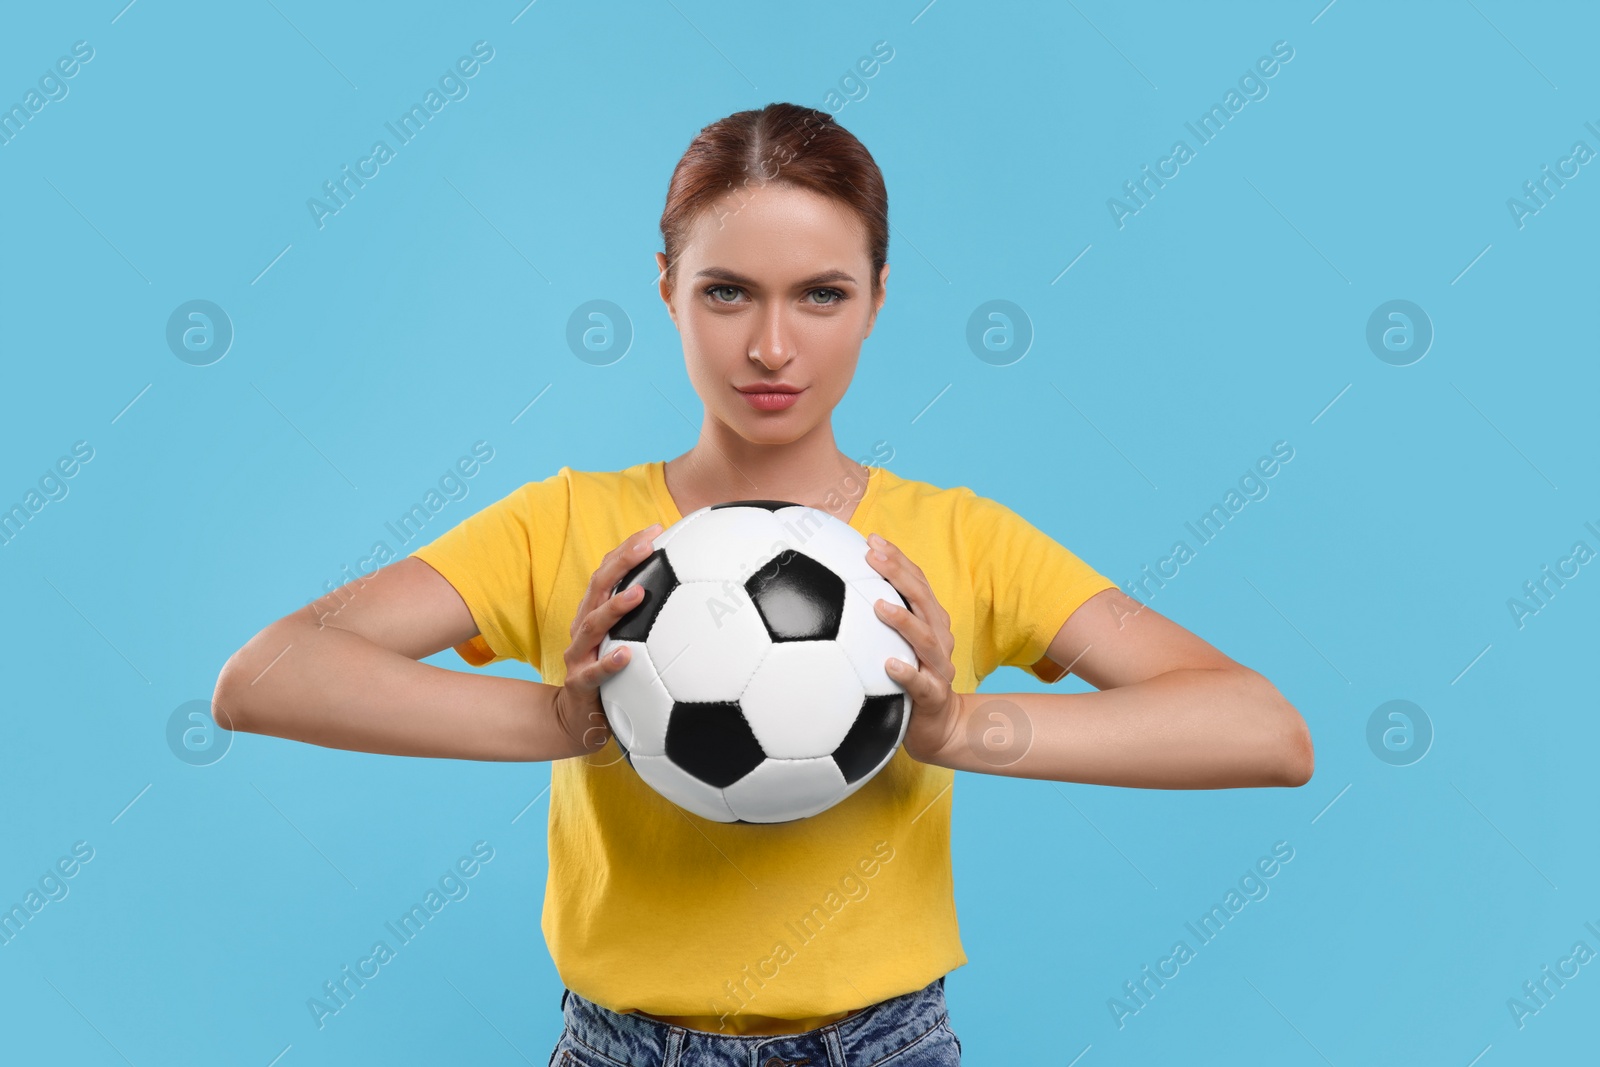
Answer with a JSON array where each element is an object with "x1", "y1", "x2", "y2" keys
[{"x1": 701, "y1": 284, "x2": 849, "y2": 306}]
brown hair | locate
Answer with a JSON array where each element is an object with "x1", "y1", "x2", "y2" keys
[{"x1": 658, "y1": 102, "x2": 889, "y2": 299}]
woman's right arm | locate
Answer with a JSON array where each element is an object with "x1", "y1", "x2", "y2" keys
[{"x1": 211, "y1": 556, "x2": 586, "y2": 762}]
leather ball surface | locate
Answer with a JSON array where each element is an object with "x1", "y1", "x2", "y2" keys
[{"x1": 597, "y1": 500, "x2": 914, "y2": 823}]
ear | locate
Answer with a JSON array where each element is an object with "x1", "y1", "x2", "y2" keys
[
  {"x1": 655, "y1": 252, "x2": 679, "y2": 330},
  {"x1": 863, "y1": 263, "x2": 890, "y2": 338}
]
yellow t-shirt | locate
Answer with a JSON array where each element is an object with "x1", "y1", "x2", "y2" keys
[{"x1": 409, "y1": 460, "x2": 1115, "y2": 1034}]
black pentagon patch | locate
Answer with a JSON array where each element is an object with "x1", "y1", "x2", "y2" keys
[
  {"x1": 745, "y1": 550, "x2": 846, "y2": 641},
  {"x1": 665, "y1": 701, "x2": 767, "y2": 788},
  {"x1": 832, "y1": 693, "x2": 905, "y2": 784},
  {"x1": 608, "y1": 549, "x2": 678, "y2": 643},
  {"x1": 709, "y1": 500, "x2": 800, "y2": 512}
]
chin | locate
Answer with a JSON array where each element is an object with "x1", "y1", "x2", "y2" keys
[
  {"x1": 742, "y1": 424, "x2": 810, "y2": 446},
  {"x1": 724, "y1": 411, "x2": 813, "y2": 444}
]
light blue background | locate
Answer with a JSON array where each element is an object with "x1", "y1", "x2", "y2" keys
[{"x1": 2, "y1": 1, "x2": 1596, "y2": 1062}]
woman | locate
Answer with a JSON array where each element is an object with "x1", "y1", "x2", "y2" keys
[{"x1": 213, "y1": 102, "x2": 1313, "y2": 1066}]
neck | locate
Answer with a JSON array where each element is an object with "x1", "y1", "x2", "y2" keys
[{"x1": 667, "y1": 417, "x2": 869, "y2": 519}]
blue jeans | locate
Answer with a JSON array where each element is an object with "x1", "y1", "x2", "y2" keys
[{"x1": 547, "y1": 975, "x2": 962, "y2": 1066}]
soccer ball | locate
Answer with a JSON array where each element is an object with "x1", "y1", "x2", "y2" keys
[{"x1": 597, "y1": 500, "x2": 915, "y2": 824}]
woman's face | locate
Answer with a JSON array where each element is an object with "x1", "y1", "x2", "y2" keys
[{"x1": 655, "y1": 183, "x2": 889, "y2": 446}]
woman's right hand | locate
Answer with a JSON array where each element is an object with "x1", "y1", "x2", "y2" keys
[{"x1": 552, "y1": 522, "x2": 663, "y2": 760}]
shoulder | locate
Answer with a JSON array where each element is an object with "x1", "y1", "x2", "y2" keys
[
  {"x1": 559, "y1": 462, "x2": 659, "y2": 510},
  {"x1": 873, "y1": 469, "x2": 1072, "y2": 555},
  {"x1": 477, "y1": 464, "x2": 660, "y2": 536},
  {"x1": 872, "y1": 465, "x2": 967, "y2": 503},
  {"x1": 499, "y1": 463, "x2": 647, "y2": 500},
  {"x1": 872, "y1": 466, "x2": 996, "y2": 520}
]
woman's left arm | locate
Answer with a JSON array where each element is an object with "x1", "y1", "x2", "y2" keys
[{"x1": 865, "y1": 533, "x2": 1314, "y2": 790}]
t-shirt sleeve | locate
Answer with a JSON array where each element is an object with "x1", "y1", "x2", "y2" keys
[
  {"x1": 960, "y1": 488, "x2": 1117, "y2": 684},
  {"x1": 407, "y1": 472, "x2": 570, "y2": 671}
]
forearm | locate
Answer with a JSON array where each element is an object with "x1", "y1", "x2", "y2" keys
[
  {"x1": 213, "y1": 620, "x2": 586, "y2": 762},
  {"x1": 932, "y1": 667, "x2": 1313, "y2": 789}
]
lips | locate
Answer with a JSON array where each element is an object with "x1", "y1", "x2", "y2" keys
[
  {"x1": 735, "y1": 384, "x2": 803, "y2": 393},
  {"x1": 737, "y1": 385, "x2": 804, "y2": 411}
]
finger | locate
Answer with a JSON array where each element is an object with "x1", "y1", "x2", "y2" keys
[
  {"x1": 886, "y1": 655, "x2": 938, "y2": 699},
  {"x1": 575, "y1": 570, "x2": 627, "y2": 638},
  {"x1": 864, "y1": 538, "x2": 926, "y2": 602},
  {"x1": 592, "y1": 646, "x2": 633, "y2": 687},
  {"x1": 606, "y1": 523, "x2": 664, "y2": 591},
  {"x1": 868, "y1": 559, "x2": 937, "y2": 629},
  {"x1": 868, "y1": 533, "x2": 927, "y2": 581},
  {"x1": 873, "y1": 596, "x2": 937, "y2": 664},
  {"x1": 863, "y1": 543, "x2": 907, "y2": 592},
  {"x1": 617, "y1": 523, "x2": 663, "y2": 561},
  {"x1": 875, "y1": 598, "x2": 958, "y2": 687},
  {"x1": 570, "y1": 580, "x2": 642, "y2": 655},
  {"x1": 575, "y1": 584, "x2": 644, "y2": 651},
  {"x1": 575, "y1": 526, "x2": 661, "y2": 637},
  {"x1": 866, "y1": 546, "x2": 952, "y2": 634},
  {"x1": 569, "y1": 637, "x2": 635, "y2": 692},
  {"x1": 889, "y1": 650, "x2": 956, "y2": 693}
]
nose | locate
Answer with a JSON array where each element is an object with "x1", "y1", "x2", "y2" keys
[{"x1": 748, "y1": 301, "x2": 795, "y2": 370}]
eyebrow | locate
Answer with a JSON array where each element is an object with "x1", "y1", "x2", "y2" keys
[{"x1": 692, "y1": 266, "x2": 858, "y2": 288}]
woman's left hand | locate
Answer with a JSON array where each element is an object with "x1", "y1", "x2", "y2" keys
[{"x1": 864, "y1": 532, "x2": 966, "y2": 765}]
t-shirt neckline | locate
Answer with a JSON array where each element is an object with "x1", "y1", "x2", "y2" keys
[{"x1": 648, "y1": 459, "x2": 883, "y2": 534}]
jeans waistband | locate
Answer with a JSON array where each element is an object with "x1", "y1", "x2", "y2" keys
[{"x1": 559, "y1": 974, "x2": 949, "y2": 1067}]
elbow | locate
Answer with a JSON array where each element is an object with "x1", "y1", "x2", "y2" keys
[
  {"x1": 1240, "y1": 670, "x2": 1313, "y2": 787},
  {"x1": 1278, "y1": 716, "x2": 1314, "y2": 787},
  {"x1": 1265, "y1": 688, "x2": 1313, "y2": 787},
  {"x1": 211, "y1": 649, "x2": 257, "y2": 735},
  {"x1": 211, "y1": 616, "x2": 307, "y2": 735}
]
